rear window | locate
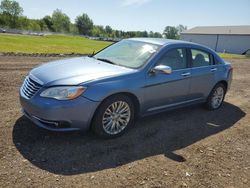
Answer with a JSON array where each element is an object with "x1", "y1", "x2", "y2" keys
[{"x1": 191, "y1": 49, "x2": 211, "y2": 67}]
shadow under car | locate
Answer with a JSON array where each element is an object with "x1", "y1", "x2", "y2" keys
[{"x1": 12, "y1": 102, "x2": 245, "y2": 175}]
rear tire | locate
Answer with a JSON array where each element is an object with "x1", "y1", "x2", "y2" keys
[
  {"x1": 91, "y1": 94, "x2": 135, "y2": 138},
  {"x1": 205, "y1": 83, "x2": 226, "y2": 110}
]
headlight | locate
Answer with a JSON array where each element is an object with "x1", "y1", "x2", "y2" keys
[{"x1": 40, "y1": 86, "x2": 86, "y2": 100}]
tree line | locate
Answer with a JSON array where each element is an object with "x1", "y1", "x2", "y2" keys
[{"x1": 0, "y1": 0, "x2": 187, "y2": 39}]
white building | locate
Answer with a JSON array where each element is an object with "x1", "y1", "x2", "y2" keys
[{"x1": 181, "y1": 26, "x2": 250, "y2": 54}]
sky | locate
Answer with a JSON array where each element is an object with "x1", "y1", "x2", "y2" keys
[{"x1": 16, "y1": 0, "x2": 250, "y2": 32}]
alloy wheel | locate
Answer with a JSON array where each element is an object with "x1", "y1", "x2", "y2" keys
[
  {"x1": 211, "y1": 86, "x2": 224, "y2": 109},
  {"x1": 102, "y1": 101, "x2": 131, "y2": 135}
]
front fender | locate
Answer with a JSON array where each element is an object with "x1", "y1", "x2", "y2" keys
[{"x1": 82, "y1": 74, "x2": 145, "y2": 104}]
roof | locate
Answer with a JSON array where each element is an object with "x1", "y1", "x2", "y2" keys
[
  {"x1": 127, "y1": 38, "x2": 192, "y2": 46},
  {"x1": 181, "y1": 25, "x2": 250, "y2": 35},
  {"x1": 126, "y1": 38, "x2": 217, "y2": 54}
]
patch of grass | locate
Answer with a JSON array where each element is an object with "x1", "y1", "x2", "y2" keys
[
  {"x1": 218, "y1": 53, "x2": 248, "y2": 59},
  {"x1": 1, "y1": 33, "x2": 249, "y2": 59},
  {"x1": 0, "y1": 33, "x2": 112, "y2": 54}
]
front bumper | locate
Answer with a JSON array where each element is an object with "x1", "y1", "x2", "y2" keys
[{"x1": 20, "y1": 92, "x2": 100, "y2": 132}]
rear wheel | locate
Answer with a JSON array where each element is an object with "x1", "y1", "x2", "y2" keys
[
  {"x1": 205, "y1": 83, "x2": 226, "y2": 110},
  {"x1": 92, "y1": 95, "x2": 135, "y2": 138}
]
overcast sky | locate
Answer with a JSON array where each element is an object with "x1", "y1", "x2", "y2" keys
[{"x1": 16, "y1": 0, "x2": 250, "y2": 32}]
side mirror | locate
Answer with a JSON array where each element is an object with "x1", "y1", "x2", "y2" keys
[{"x1": 152, "y1": 65, "x2": 172, "y2": 74}]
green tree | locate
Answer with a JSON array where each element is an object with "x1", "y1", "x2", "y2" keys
[
  {"x1": 149, "y1": 31, "x2": 154, "y2": 37},
  {"x1": 51, "y1": 9, "x2": 70, "y2": 32},
  {"x1": 42, "y1": 15, "x2": 54, "y2": 32},
  {"x1": 69, "y1": 23, "x2": 78, "y2": 34},
  {"x1": 38, "y1": 19, "x2": 49, "y2": 31},
  {"x1": 176, "y1": 24, "x2": 187, "y2": 35},
  {"x1": 115, "y1": 30, "x2": 121, "y2": 38},
  {"x1": 141, "y1": 31, "x2": 148, "y2": 37},
  {"x1": 105, "y1": 25, "x2": 112, "y2": 36},
  {"x1": 75, "y1": 13, "x2": 93, "y2": 35},
  {"x1": 16, "y1": 16, "x2": 29, "y2": 29},
  {"x1": 27, "y1": 19, "x2": 41, "y2": 31},
  {"x1": 0, "y1": 13, "x2": 7, "y2": 26},
  {"x1": 0, "y1": 0, "x2": 23, "y2": 28},
  {"x1": 153, "y1": 32, "x2": 162, "y2": 38},
  {"x1": 91, "y1": 25, "x2": 101, "y2": 37},
  {"x1": 163, "y1": 26, "x2": 178, "y2": 39},
  {"x1": 127, "y1": 31, "x2": 136, "y2": 37}
]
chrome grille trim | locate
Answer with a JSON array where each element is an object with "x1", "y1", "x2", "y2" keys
[{"x1": 21, "y1": 77, "x2": 42, "y2": 99}]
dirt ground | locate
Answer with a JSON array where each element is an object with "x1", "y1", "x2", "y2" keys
[{"x1": 0, "y1": 56, "x2": 249, "y2": 188}]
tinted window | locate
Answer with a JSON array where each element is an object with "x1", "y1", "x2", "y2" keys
[
  {"x1": 157, "y1": 48, "x2": 187, "y2": 70},
  {"x1": 191, "y1": 49, "x2": 211, "y2": 67}
]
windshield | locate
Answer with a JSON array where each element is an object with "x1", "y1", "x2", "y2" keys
[{"x1": 94, "y1": 40, "x2": 160, "y2": 69}]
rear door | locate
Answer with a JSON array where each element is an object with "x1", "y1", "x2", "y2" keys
[{"x1": 188, "y1": 48, "x2": 217, "y2": 100}]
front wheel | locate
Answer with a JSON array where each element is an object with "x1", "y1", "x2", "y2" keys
[
  {"x1": 205, "y1": 83, "x2": 226, "y2": 110},
  {"x1": 91, "y1": 95, "x2": 135, "y2": 138}
]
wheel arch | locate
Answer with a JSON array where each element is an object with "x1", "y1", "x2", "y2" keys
[
  {"x1": 216, "y1": 80, "x2": 228, "y2": 91},
  {"x1": 91, "y1": 92, "x2": 141, "y2": 124},
  {"x1": 207, "y1": 80, "x2": 228, "y2": 100}
]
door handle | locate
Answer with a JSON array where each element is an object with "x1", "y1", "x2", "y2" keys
[
  {"x1": 181, "y1": 72, "x2": 191, "y2": 77},
  {"x1": 211, "y1": 68, "x2": 217, "y2": 72}
]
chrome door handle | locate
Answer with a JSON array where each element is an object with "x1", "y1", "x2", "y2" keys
[
  {"x1": 211, "y1": 68, "x2": 217, "y2": 72},
  {"x1": 181, "y1": 72, "x2": 191, "y2": 76}
]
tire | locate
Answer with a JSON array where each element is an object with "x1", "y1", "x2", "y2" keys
[
  {"x1": 205, "y1": 83, "x2": 226, "y2": 110},
  {"x1": 91, "y1": 94, "x2": 135, "y2": 138}
]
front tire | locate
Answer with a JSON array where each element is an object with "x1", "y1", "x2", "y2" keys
[
  {"x1": 92, "y1": 95, "x2": 135, "y2": 138},
  {"x1": 205, "y1": 83, "x2": 226, "y2": 110}
]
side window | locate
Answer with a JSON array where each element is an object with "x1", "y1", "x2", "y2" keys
[
  {"x1": 157, "y1": 48, "x2": 187, "y2": 70},
  {"x1": 213, "y1": 55, "x2": 223, "y2": 65},
  {"x1": 191, "y1": 49, "x2": 211, "y2": 67}
]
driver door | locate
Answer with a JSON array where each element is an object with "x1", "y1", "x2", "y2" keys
[{"x1": 144, "y1": 48, "x2": 191, "y2": 112}]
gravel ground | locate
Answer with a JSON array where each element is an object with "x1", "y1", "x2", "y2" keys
[{"x1": 0, "y1": 56, "x2": 249, "y2": 188}]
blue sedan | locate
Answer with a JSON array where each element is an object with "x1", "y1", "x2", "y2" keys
[{"x1": 20, "y1": 38, "x2": 233, "y2": 138}]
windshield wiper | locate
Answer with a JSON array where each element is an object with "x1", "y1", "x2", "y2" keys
[
  {"x1": 88, "y1": 50, "x2": 95, "y2": 57},
  {"x1": 96, "y1": 58, "x2": 116, "y2": 65}
]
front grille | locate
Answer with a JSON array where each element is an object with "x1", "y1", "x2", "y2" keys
[{"x1": 22, "y1": 77, "x2": 42, "y2": 99}]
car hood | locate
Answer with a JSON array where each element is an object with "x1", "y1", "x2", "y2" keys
[{"x1": 28, "y1": 57, "x2": 135, "y2": 86}]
